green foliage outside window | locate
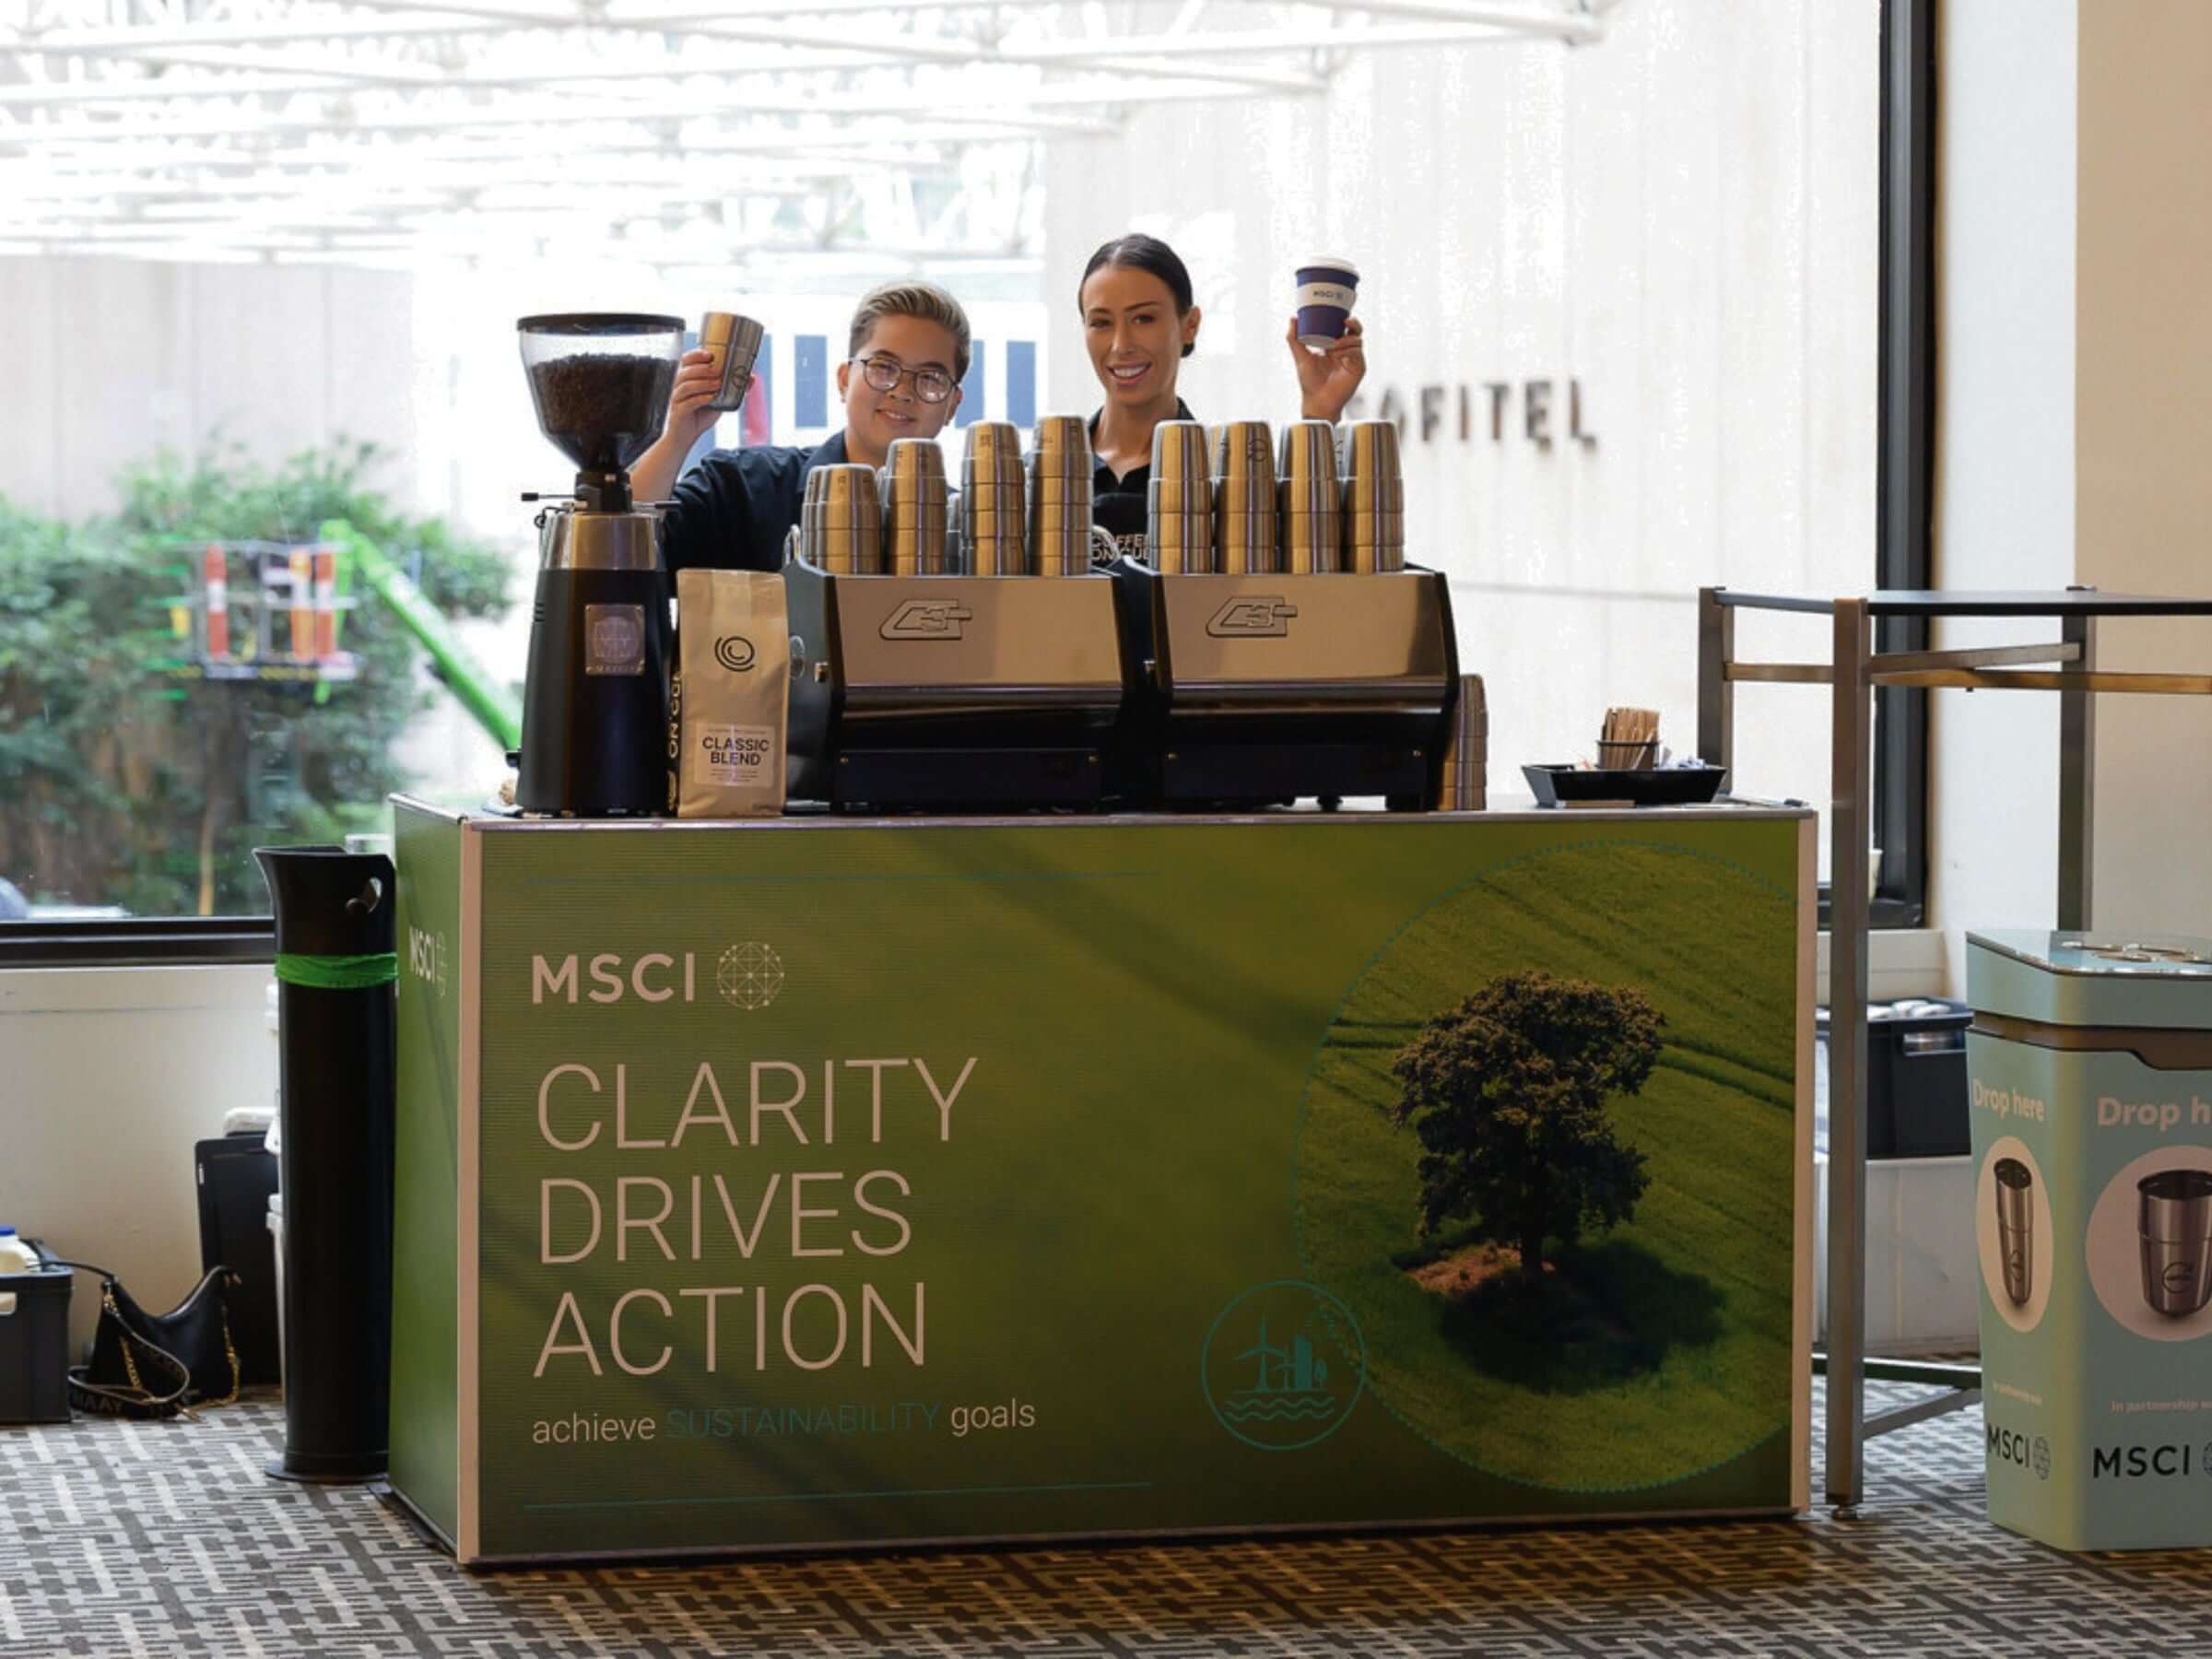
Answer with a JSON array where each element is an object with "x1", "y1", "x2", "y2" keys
[{"x1": 0, "y1": 441, "x2": 511, "y2": 917}]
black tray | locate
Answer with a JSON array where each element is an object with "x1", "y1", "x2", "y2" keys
[{"x1": 1522, "y1": 762, "x2": 1728, "y2": 807}]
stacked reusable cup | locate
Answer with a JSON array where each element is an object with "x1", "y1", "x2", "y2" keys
[
  {"x1": 800, "y1": 463, "x2": 884, "y2": 574},
  {"x1": 1341, "y1": 419, "x2": 1406, "y2": 574},
  {"x1": 1213, "y1": 420, "x2": 1279, "y2": 575},
  {"x1": 1028, "y1": 415, "x2": 1095, "y2": 578},
  {"x1": 881, "y1": 439, "x2": 949, "y2": 576},
  {"x1": 959, "y1": 421, "x2": 1028, "y2": 575},
  {"x1": 1277, "y1": 419, "x2": 1343, "y2": 575},
  {"x1": 1147, "y1": 419, "x2": 1215, "y2": 574}
]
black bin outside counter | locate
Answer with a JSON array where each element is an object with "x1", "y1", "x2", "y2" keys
[
  {"x1": 0, "y1": 1240, "x2": 73, "y2": 1425},
  {"x1": 1818, "y1": 998, "x2": 1974, "y2": 1159},
  {"x1": 256, "y1": 844, "x2": 396, "y2": 1483}
]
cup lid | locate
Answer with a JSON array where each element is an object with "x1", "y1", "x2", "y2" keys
[{"x1": 1298, "y1": 257, "x2": 1359, "y2": 279}]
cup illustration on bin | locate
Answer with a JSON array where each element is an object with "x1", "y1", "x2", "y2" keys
[
  {"x1": 2137, "y1": 1169, "x2": 2212, "y2": 1318},
  {"x1": 1994, "y1": 1157, "x2": 2035, "y2": 1308},
  {"x1": 1294, "y1": 256, "x2": 1359, "y2": 347}
]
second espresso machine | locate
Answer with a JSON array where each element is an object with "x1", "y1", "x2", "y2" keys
[
  {"x1": 1110, "y1": 418, "x2": 1463, "y2": 810},
  {"x1": 782, "y1": 418, "x2": 1133, "y2": 810}
]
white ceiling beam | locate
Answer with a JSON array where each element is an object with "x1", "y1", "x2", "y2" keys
[
  {"x1": 0, "y1": 85, "x2": 1177, "y2": 150},
  {"x1": 0, "y1": 0, "x2": 1610, "y2": 274},
  {"x1": 66, "y1": 44, "x2": 450, "y2": 82},
  {"x1": 10, "y1": 0, "x2": 1053, "y2": 56},
  {"x1": 1296, "y1": 0, "x2": 1596, "y2": 33},
  {"x1": 13, "y1": 0, "x2": 1594, "y2": 56},
  {"x1": 0, "y1": 45, "x2": 1325, "y2": 107},
  {"x1": 1003, "y1": 20, "x2": 1571, "y2": 61},
  {"x1": 1, "y1": 129, "x2": 977, "y2": 174}
]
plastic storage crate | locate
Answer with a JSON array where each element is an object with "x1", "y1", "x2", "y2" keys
[{"x1": 0, "y1": 1240, "x2": 74, "y2": 1424}]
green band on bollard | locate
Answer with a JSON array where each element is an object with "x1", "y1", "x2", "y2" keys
[{"x1": 274, "y1": 951, "x2": 399, "y2": 990}]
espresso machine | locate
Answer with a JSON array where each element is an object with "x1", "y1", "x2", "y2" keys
[
  {"x1": 783, "y1": 420, "x2": 1135, "y2": 810},
  {"x1": 513, "y1": 313, "x2": 682, "y2": 817},
  {"x1": 1110, "y1": 418, "x2": 1463, "y2": 810}
]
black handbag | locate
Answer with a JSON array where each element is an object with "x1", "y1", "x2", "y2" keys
[{"x1": 57, "y1": 1262, "x2": 242, "y2": 1419}]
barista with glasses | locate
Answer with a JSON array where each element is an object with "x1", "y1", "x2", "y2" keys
[
  {"x1": 1080, "y1": 233, "x2": 1367, "y2": 559},
  {"x1": 634, "y1": 280, "x2": 971, "y2": 574}
]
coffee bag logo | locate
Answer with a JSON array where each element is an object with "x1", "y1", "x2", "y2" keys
[
  {"x1": 882, "y1": 600, "x2": 974, "y2": 641},
  {"x1": 714, "y1": 635, "x2": 756, "y2": 672},
  {"x1": 1207, "y1": 597, "x2": 1299, "y2": 639},
  {"x1": 716, "y1": 941, "x2": 784, "y2": 1010}
]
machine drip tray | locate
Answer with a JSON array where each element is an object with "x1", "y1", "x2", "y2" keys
[{"x1": 827, "y1": 746, "x2": 1104, "y2": 811}]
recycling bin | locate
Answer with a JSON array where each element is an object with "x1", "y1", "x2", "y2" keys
[
  {"x1": 1966, "y1": 929, "x2": 2212, "y2": 1551},
  {"x1": 255, "y1": 843, "x2": 397, "y2": 1483}
]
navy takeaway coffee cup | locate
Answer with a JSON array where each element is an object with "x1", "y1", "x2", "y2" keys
[{"x1": 1295, "y1": 257, "x2": 1360, "y2": 346}]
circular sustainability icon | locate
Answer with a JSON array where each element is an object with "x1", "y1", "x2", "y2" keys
[{"x1": 1201, "y1": 1280, "x2": 1366, "y2": 1452}]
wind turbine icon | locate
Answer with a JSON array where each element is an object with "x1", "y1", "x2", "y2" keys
[{"x1": 1235, "y1": 1316, "x2": 1326, "y2": 1394}]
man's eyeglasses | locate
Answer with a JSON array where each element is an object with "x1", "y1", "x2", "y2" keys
[{"x1": 853, "y1": 355, "x2": 955, "y2": 404}]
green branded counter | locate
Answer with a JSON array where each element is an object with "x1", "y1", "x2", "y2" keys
[{"x1": 389, "y1": 800, "x2": 1815, "y2": 1565}]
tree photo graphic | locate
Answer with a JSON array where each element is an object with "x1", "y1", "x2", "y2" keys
[
  {"x1": 1393, "y1": 971, "x2": 1664, "y2": 1293},
  {"x1": 1294, "y1": 841, "x2": 1797, "y2": 1493}
]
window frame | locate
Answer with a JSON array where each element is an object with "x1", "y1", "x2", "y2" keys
[
  {"x1": 1868, "y1": 0, "x2": 1936, "y2": 930},
  {"x1": 0, "y1": 916, "x2": 274, "y2": 970}
]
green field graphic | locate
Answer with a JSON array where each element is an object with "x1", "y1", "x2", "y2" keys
[{"x1": 1296, "y1": 842, "x2": 1797, "y2": 1492}]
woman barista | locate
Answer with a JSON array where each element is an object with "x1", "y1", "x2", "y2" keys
[{"x1": 1080, "y1": 233, "x2": 1368, "y2": 559}]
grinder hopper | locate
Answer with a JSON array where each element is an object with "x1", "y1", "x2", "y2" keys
[{"x1": 518, "y1": 313, "x2": 683, "y2": 510}]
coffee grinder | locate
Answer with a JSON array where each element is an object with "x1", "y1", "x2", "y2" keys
[{"x1": 514, "y1": 313, "x2": 683, "y2": 817}]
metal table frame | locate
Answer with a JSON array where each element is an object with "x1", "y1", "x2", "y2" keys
[{"x1": 1695, "y1": 585, "x2": 2212, "y2": 1514}]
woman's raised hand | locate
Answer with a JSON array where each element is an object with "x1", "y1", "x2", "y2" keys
[{"x1": 1287, "y1": 315, "x2": 1367, "y2": 423}]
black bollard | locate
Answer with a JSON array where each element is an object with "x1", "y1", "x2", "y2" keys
[{"x1": 254, "y1": 844, "x2": 396, "y2": 1484}]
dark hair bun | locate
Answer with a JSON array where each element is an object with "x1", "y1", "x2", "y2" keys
[{"x1": 1080, "y1": 232, "x2": 1196, "y2": 315}]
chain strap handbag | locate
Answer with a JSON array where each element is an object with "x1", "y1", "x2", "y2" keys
[{"x1": 55, "y1": 1262, "x2": 243, "y2": 1420}]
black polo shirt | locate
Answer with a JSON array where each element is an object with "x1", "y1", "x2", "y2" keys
[
  {"x1": 1088, "y1": 400, "x2": 1196, "y2": 562},
  {"x1": 659, "y1": 430, "x2": 852, "y2": 575}
]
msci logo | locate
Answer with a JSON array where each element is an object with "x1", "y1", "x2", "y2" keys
[
  {"x1": 2092, "y1": 1441, "x2": 2212, "y2": 1479},
  {"x1": 1986, "y1": 1424, "x2": 2052, "y2": 1480},
  {"x1": 407, "y1": 925, "x2": 449, "y2": 996},
  {"x1": 533, "y1": 953, "x2": 696, "y2": 1005},
  {"x1": 530, "y1": 945, "x2": 784, "y2": 1010}
]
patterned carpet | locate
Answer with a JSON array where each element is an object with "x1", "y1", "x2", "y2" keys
[{"x1": 5, "y1": 1384, "x2": 2212, "y2": 1658}]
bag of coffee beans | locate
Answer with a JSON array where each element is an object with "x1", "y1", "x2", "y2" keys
[{"x1": 670, "y1": 569, "x2": 789, "y2": 818}]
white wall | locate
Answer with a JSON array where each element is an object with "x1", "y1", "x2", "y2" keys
[
  {"x1": 0, "y1": 965, "x2": 276, "y2": 1356},
  {"x1": 2073, "y1": 0, "x2": 2212, "y2": 941},
  {"x1": 1932, "y1": 0, "x2": 2212, "y2": 973},
  {"x1": 1043, "y1": 0, "x2": 1878, "y2": 842},
  {"x1": 1928, "y1": 0, "x2": 2077, "y2": 991},
  {"x1": 0, "y1": 258, "x2": 417, "y2": 519}
]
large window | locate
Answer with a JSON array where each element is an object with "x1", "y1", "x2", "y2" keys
[{"x1": 1, "y1": 0, "x2": 1898, "y2": 960}]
